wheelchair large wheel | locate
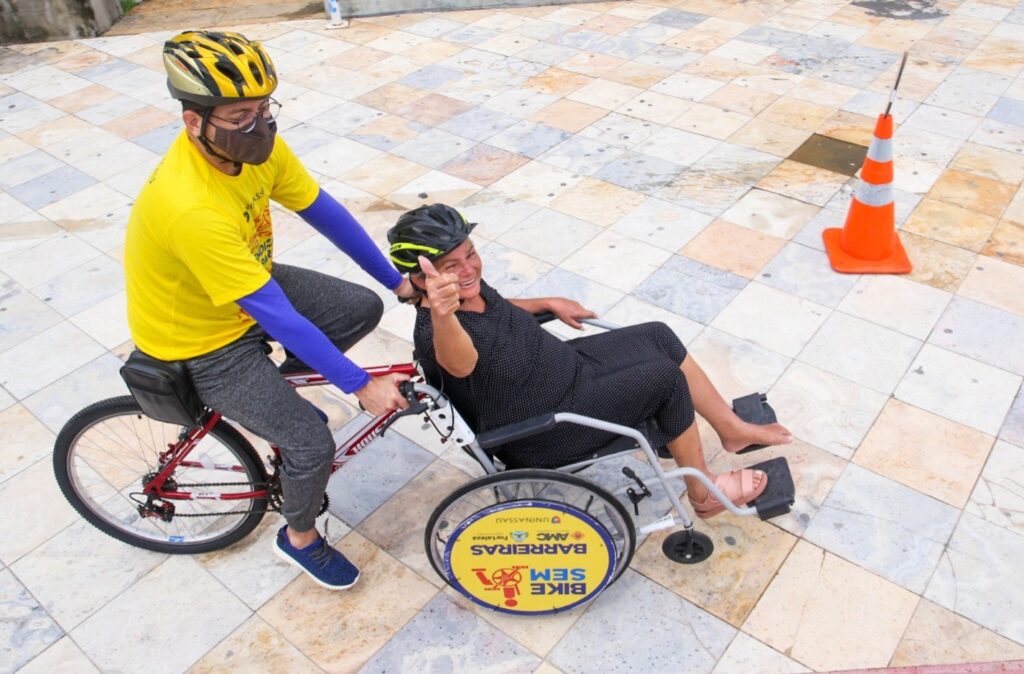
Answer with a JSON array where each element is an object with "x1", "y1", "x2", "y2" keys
[{"x1": 425, "y1": 468, "x2": 635, "y2": 615}]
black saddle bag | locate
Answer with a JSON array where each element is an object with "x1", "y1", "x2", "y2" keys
[{"x1": 120, "y1": 350, "x2": 204, "y2": 426}]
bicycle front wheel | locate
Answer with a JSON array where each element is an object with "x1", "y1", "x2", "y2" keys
[{"x1": 53, "y1": 396, "x2": 269, "y2": 554}]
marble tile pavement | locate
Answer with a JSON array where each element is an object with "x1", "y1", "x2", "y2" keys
[{"x1": 1, "y1": 1, "x2": 1023, "y2": 672}]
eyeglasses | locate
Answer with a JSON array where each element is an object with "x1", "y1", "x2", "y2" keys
[{"x1": 209, "y1": 98, "x2": 281, "y2": 133}]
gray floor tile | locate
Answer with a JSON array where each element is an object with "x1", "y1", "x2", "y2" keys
[
  {"x1": 634, "y1": 255, "x2": 747, "y2": 324},
  {"x1": 6, "y1": 165, "x2": 95, "y2": 210},
  {"x1": 325, "y1": 418, "x2": 434, "y2": 526},
  {"x1": 356, "y1": 593, "x2": 540, "y2": 674},
  {"x1": 549, "y1": 570, "x2": 735, "y2": 674},
  {"x1": 804, "y1": 464, "x2": 959, "y2": 593},
  {"x1": 926, "y1": 512, "x2": 1024, "y2": 644},
  {"x1": 930, "y1": 296, "x2": 1024, "y2": 376}
]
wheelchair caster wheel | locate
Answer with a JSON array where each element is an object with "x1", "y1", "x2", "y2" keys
[{"x1": 662, "y1": 530, "x2": 713, "y2": 564}]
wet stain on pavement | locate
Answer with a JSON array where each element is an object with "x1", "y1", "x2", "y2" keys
[{"x1": 852, "y1": 0, "x2": 947, "y2": 20}]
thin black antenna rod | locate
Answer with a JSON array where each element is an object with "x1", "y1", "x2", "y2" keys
[{"x1": 885, "y1": 51, "x2": 909, "y2": 117}]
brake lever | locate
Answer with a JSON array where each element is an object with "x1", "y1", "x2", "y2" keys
[{"x1": 379, "y1": 381, "x2": 429, "y2": 435}]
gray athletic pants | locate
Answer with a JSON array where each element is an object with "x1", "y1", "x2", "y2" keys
[{"x1": 185, "y1": 263, "x2": 384, "y2": 532}]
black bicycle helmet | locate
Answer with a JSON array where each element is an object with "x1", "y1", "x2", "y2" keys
[{"x1": 388, "y1": 204, "x2": 476, "y2": 273}]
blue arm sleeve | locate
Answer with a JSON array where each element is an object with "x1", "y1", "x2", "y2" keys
[
  {"x1": 297, "y1": 188, "x2": 403, "y2": 290},
  {"x1": 237, "y1": 279, "x2": 370, "y2": 394}
]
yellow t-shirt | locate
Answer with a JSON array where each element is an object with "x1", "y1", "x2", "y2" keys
[{"x1": 125, "y1": 131, "x2": 320, "y2": 360}]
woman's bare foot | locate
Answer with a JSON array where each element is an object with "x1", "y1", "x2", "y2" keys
[{"x1": 720, "y1": 421, "x2": 793, "y2": 454}]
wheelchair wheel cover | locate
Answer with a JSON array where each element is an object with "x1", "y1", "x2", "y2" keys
[
  {"x1": 444, "y1": 499, "x2": 616, "y2": 615},
  {"x1": 425, "y1": 469, "x2": 635, "y2": 615}
]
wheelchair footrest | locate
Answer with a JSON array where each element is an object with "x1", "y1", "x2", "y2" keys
[
  {"x1": 748, "y1": 457, "x2": 794, "y2": 520},
  {"x1": 731, "y1": 392, "x2": 777, "y2": 455}
]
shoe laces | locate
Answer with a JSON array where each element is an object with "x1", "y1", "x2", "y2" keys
[{"x1": 307, "y1": 537, "x2": 334, "y2": 569}]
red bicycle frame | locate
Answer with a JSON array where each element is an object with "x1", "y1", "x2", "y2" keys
[{"x1": 143, "y1": 363, "x2": 420, "y2": 504}]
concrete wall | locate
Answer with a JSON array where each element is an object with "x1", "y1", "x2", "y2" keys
[
  {"x1": 338, "y1": 0, "x2": 605, "y2": 18},
  {"x1": 0, "y1": 0, "x2": 123, "y2": 44}
]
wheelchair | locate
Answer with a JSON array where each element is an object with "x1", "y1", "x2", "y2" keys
[{"x1": 409, "y1": 314, "x2": 796, "y2": 616}]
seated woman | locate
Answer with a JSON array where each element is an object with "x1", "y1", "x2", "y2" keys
[{"x1": 388, "y1": 204, "x2": 792, "y2": 518}]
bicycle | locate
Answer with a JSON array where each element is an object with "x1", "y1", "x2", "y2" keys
[{"x1": 54, "y1": 328, "x2": 794, "y2": 615}]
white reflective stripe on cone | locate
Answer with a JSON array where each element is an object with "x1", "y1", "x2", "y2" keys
[
  {"x1": 856, "y1": 180, "x2": 893, "y2": 207},
  {"x1": 866, "y1": 137, "x2": 893, "y2": 163}
]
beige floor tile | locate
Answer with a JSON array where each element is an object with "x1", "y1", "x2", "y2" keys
[
  {"x1": 757, "y1": 96, "x2": 835, "y2": 131},
  {"x1": 359, "y1": 459, "x2": 470, "y2": 586},
  {"x1": 982, "y1": 218, "x2": 1024, "y2": 266},
  {"x1": 340, "y1": 153, "x2": 429, "y2": 198},
  {"x1": 950, "y1": 142, "x2": 1024, "y2": 185},
  {"x1": 558, "y1": 51, "x2": 627, "y2": 78},
  {"x1": 742, "y1": 540, "x2": 918, "y2": 671},
  {"x1": 188, "y1": 615, "x2": 323, "y2": 674},
  {"x1": 388, "y1": 170, "x2": 481, "y2": 211},
  {"x1": 100, "y1": 105, "x2": 177, "y2": 139},
  {"x1": 816, "y1": 109, "x2": 877, "y2": 146},
  {"x1": 903, "y1": 197, "x2": 999, "y2": 252},
  {"x1": 901, "y1": 231, "x2": 978, "y2": 292},
  {"x1": 958, "y1": 254, "x2": 1024, "y2": 316},
  {"x1": 534, "y1": 661, "x2": 566, "y2": 674},
  {"x1": 441, "y1": 145, "x2": 531, "y2": 187},
  {"x1": 681, "y1": 218, "x2": 787, "y2": 278},
  {"x1": 963, "y1": 36, "x2": 1024, "y2": 76},
  {"x1": 787, "y1": 78, "x2": 859, "y2": 109},
  {"x1": 892, "y1": 598, "x2": 1024, "y2": 667},
  {"x1": 522, "y1": 68, "x2": 594, "y2": 99},
  {"x1": 529, "y1": 98, "x2": 607, "y2": 133},
  {"x1": 489, "y1": 161, "x2": 585, "y2": 208},
  {"x1": 769, "y1": 361, "x2": 887, "y2": 459},
  {"x1": 548, "y1": 177, "x2": 646, "y2": 227},
  {"x1": 670, "y1": 103, "x2": 751, "y2": 140},
  {"x1": 617, "y1": 90, "x2": 693, "y2": 125},
  {"x1": 837, "y1": 275, "x2": 952, "y2": 340},
  {"x1": 17, "y1": 637, "x2": 100, "y2": 674},
  {"x1": 633, "y1": 517, "x2": 797, "y2": 627},
  {"x1": 0, "y1": 404, "x2": 55, "y2": 485},
  {"x1": 703, "y1": 84, "x2": 779, "y2": 117},
  {"x1": 729, "y1": 119, "x2": 811, "y2": 157},
  {"x1": 929, "y1": 169, "x2": 1017, "y2": 219},
  {"x1": 756, "y1": 160, "x2": 849, "y2": 207},
  {"x1": 854, "y1": 399, "x2": 994, "y2": 508},
  {"x1": 711, "y1": 632, "x2": 809, "y2": 674},
  {"x1": 604, "y1": 61, "x2": 675, "y2": 90},
  {"x1": 353, "y1": 82, "x2": 427, "y2": 116},
  {"x1": 567, "y1": 78, "x2": 643, "y2": 111},
  {"x1": 721, "y1": 189, "x2": 820, "y2": 239},
  {"x1": 259, "y1": 531, "x2": 437, "y2": 671},
  {"x1": 561, "y1": 229, "x2": 671, "y2": 292}
]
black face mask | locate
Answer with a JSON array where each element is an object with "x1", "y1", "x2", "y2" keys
[{"x1": 207, "y1": 114, "x2": 277, "y2": 165}]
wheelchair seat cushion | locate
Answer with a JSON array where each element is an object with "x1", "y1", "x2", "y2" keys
[{"x1": 414, "y1": 281, "x2": 695, "y2": 469}]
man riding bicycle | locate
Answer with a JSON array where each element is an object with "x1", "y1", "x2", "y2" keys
[{"x1": 124, "y1": 30, "x2": 417, "y2": 589}]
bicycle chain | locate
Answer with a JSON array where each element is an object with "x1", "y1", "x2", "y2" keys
[{"x1": 135, "y1": 480, "x2": 328, "y2": 518}]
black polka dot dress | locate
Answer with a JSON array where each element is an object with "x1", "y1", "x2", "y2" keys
[{"x1": 413, "y1": 281, "x2": 695, "y2": 468}]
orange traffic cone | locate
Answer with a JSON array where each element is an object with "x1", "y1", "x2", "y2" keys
[{"x1": 822, "y1": 113, "x2": 912, "y2": 274}]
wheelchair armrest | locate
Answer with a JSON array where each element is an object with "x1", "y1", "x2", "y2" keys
[
  {"x1": 532, "y1": 311, "x2": 556, "y2": 324},
  {"x1": 476, "y1": 413, "x2": 557, "y2": 450}
]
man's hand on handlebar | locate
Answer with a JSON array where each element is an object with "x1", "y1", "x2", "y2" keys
[{"x1": 354, "y1": 373, "x2": 411, "y2": 416}]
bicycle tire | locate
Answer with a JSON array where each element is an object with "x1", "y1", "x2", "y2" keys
[
  {"x1": 424, "y1": 468, "x2": 636, "y2": 587},
  {"x1": 53, "y1": 396, "x2": 268, "y2": 554}
]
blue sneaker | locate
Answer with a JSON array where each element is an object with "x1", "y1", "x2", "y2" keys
[{"x1": 273, "y1": 526, "x2": 360, "y2": 590}]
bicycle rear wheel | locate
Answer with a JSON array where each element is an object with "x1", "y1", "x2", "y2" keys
[{"x1": 53, "y1": 396, "x2": 269, "y2": 554}]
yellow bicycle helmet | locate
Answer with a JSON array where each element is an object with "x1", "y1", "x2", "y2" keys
[{"x1": 163, "y1": 31, "x2": 277, "y2": 106}]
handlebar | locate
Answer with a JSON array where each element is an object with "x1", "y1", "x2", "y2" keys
[{"x1": 379, "y1": 381, "x2": 444, "y2": 435}]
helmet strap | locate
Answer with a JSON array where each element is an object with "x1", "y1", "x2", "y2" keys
[{"x1": 198, "y1": 109, "x2": 242, "y2": 172}]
